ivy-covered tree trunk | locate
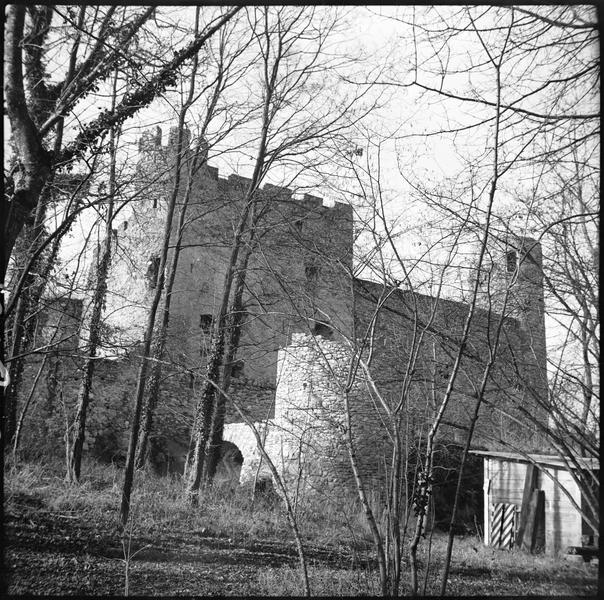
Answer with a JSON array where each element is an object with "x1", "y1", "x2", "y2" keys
[
  {"x1": 2, "y1": 5, "x2": 241, "y2": 281},
  {"x1": 66, "y1": 105, "x2": 119, "y2": 483},
  {"x1": 204, "y1": 226, "x2": 257, "y2": 483},
  {"x1": 186, "y1": 7, "x2": 285, "y2": 503},
  {"x1": 5, "y1": 265, "x2": 40, "y2": 442},
  {"x1": 135, "y1": 9, "x2": 213, "y2": 470},
  {"x1": 119, "y1": 113, "x2": 188, "y2": 526},
  {"x1": 120, "y1": 4, "x2": 216, "y2": 519},
  {"x1": 187, "y1": 322, "x2": 229, "y2": 500},
  {"x1": 4, "y1": 4, "x2": 84, "y2": 444},
  {"x1": 135, "y1": 135, "x2": 209, "y2": 470}
]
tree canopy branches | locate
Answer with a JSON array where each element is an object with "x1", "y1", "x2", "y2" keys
[{"x1": 3, "y1": 5, "x2": 243, "y2": 280}]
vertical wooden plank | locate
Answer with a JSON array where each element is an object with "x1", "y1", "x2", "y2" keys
[
  {"x1": 501, "y1": 503, "x2": 516, "y2": 549},
  {"x1": 516, "y1": 463, "x2": 538, "y2": 547},
  {"x1": 484, "y1": 459, "x2": 490, "y2": 546},
  {"x1": 581, "y1": 468, "x2": 598, "y2": 544},
  {"x1": 543, "y1": 466, "x2": 583, "y2": 552},
  {"x1": 533, "y1": 490, "x2": 545, "y2": 553},
  {"x1": 521, "y1": 489, "x2": 546, "y2": 553},
  {"x1": 521, "y1": 490, "x2": 538, "y2": 552}
]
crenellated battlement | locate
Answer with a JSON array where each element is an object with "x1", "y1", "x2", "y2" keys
[
  {"x1": 138, "y1": 125, "x2": 163, "y2": 152},
  {"x1": 138, "y1": 125, "x2": 191, "y2": 153},
  {"x1": 137, "y1": 127, "x2": 352, "y2": 216}
]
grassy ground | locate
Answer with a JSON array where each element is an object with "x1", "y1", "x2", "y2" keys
[{"x1": 3, "y1": 458, "x2": 599, "y2": 596}]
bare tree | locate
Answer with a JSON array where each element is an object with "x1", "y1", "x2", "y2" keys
[
  {"x1": 119, "y1": 9, "x2": 212, "y2": 522},
  {"x1": 383, "y1": 6, "x2": 599, "y2": 591},
  {"x1": 186, "y1": 5, "x2": 374, "y2": 501},
  {"x1": 3, "y1": 4, "x2": 242, "y2": 446},
  {"x1": 65, "y1": 68, "x2": 121, "y2": 483},
  {"x1": 134, "y1": 17, "x2": 256, "y2": 470}
]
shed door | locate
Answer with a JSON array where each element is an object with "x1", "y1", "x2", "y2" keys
[{"x1": 490, "y1": 502, "x2": 516, "y2": 549}]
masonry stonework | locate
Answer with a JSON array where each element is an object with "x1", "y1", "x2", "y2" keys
[{"x1": 17, "y1": 127, "x2": 549, "y2": 503}]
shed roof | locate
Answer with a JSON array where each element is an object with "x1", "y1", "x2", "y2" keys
[{"x1": 469, "y1": 450, "x2": 599, "y2": 470}]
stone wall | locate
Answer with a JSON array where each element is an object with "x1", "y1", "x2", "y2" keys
[
  {"x1": 14, "y1": 127, "x2": 549, "y2": 491},
  {"x1": 222, "y1": 288, "x2": 548, "y2": 503},
  {"x1": 353, "y1": 278, "x2": 548, "y2": 451},
  {"x1": 16, "y1": 128, "x2": 356, "y2": 464},
  {"x1": 224, "y1": 332, "x2": 392, "y2": 502},
  {"x1": 102, "y1": 127, "x2": 354, "y2": 420}
]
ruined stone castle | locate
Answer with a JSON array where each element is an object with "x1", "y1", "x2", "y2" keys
[{"x1": 22, "y1": 128, "x2": 549, "y2": 500}]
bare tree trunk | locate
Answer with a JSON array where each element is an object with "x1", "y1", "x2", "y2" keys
[
  {"x1": 187, "y1": 309, "x2": 231, "y2": 499},
  {"x1": 133, "y1": 335, "x2": 165, "y2": 470},
  {"x1": 119, "y1": 113, "x2": 188, "y2": 525},
  {"x1": 5, "y1": 175, "x2": 56, "y2": 443},
  {"x1": 66, "y1": 82, "x2": 119, "y2": 483},
  {"x1": 187, "y1": 8, "x2": 289, "y2": 503},
  {"x1": 12, "y1": 354, "x2": 48, "y2": 463},
  {"x1": 3, "y1": 6, "x2": 86, "y2": 443},
  {"x1": 387, "y1": 428, "x2": 403, "y2": 595},
  {"x1": 134, "y1": 136, "x2": 205, "y2": 467},
  {"x1": 188, "y1": 194, "x2": 263, "y2": 493},
  {"x1": 408, "y1": 31, "x2": 509, "y2": 595},
  {"x1": 5, "y1": 287, "x2": 36, "y2": 442},
  {"x1": 4, "y1": 191, "x2": 67, "y2": 444},
  {"x1": 439, "y1": 293, "x2": 510, "y2": 595},
  {"x1": 135, "y1": 27, "x2": 215, "y2": 466},
  {"x1": 342, "y1": 381, "x2": 388, "y2": 595},
  {"x1": 134, "y1": 147, "x2": 198, "y2": 469},
  {"x1": 187, "y1": 188, "x2": 265, "y2": 501},
  {"x1": 2, "y1": 5, "x2": 51, "y2": 281},
  {"x1": 343, "y1": 286, "x2": 389, "y2": 594},
  {"x1": 204, "y1": 227, "x2": 256, "y2": 483},
  {"x1": 119, "y1": 7, "x2": 209, "y2": 518}
]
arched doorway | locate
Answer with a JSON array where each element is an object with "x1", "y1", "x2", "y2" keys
[{"x1": 213, "y1": 440, "x2": 244, "y2": 490}]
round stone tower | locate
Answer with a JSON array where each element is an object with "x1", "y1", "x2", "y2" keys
[
  {"x1": 471, "y1": 234, "x2": 548, "y2": 421},
  {"x1": 475, "y1": 235, "x2": 546, "y2": 357},
  {"x1": 262, "y1": 332, "x2": 391, "y2": 501}
]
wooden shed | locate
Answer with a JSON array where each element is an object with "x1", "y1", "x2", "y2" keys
[{"x1": 471, "y1": 450, "x2": 599, "y2": 555}]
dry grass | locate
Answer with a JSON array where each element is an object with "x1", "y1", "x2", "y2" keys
[
  {"x1": 4, "y1": 457, "x2": 598, "y2": 596},
  {"x1": 256, "y1": 565, "x2": 381, "y2": 596}
]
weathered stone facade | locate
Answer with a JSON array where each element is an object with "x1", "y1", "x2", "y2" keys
[
  {"x1": 17, "y1": 127, "x2": 548, "y2": 503},
  {"x1": 223, "y1": 333, "x2": 390, "y2": 499}
]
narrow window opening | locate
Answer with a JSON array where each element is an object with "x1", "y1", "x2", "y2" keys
[
  {"x1": 123, "y1": 220, "x2": 128, "y2": 231},
  {"x1": 199, "y1": 314, "x2": 213, "y2": 333},
  {"x1": 506, "y1": 250, "x2": 518, "y2": 273},
  {"x1": 153, "y1": 197, "x2": 158, "y2": 209},
  {"x1": 146, "y1": 256, "x2": 161, "y2": 289},
  {"x1": 190, "y1": 262, "x2": 194, "y2": 273}
]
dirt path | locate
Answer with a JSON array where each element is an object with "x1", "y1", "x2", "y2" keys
[
  {"x1": 4, "y1": 493, "x2": 360, "y2": 595},
  {"x1": 4, "y1": 491, "x2": 598, "y2": 596}
]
